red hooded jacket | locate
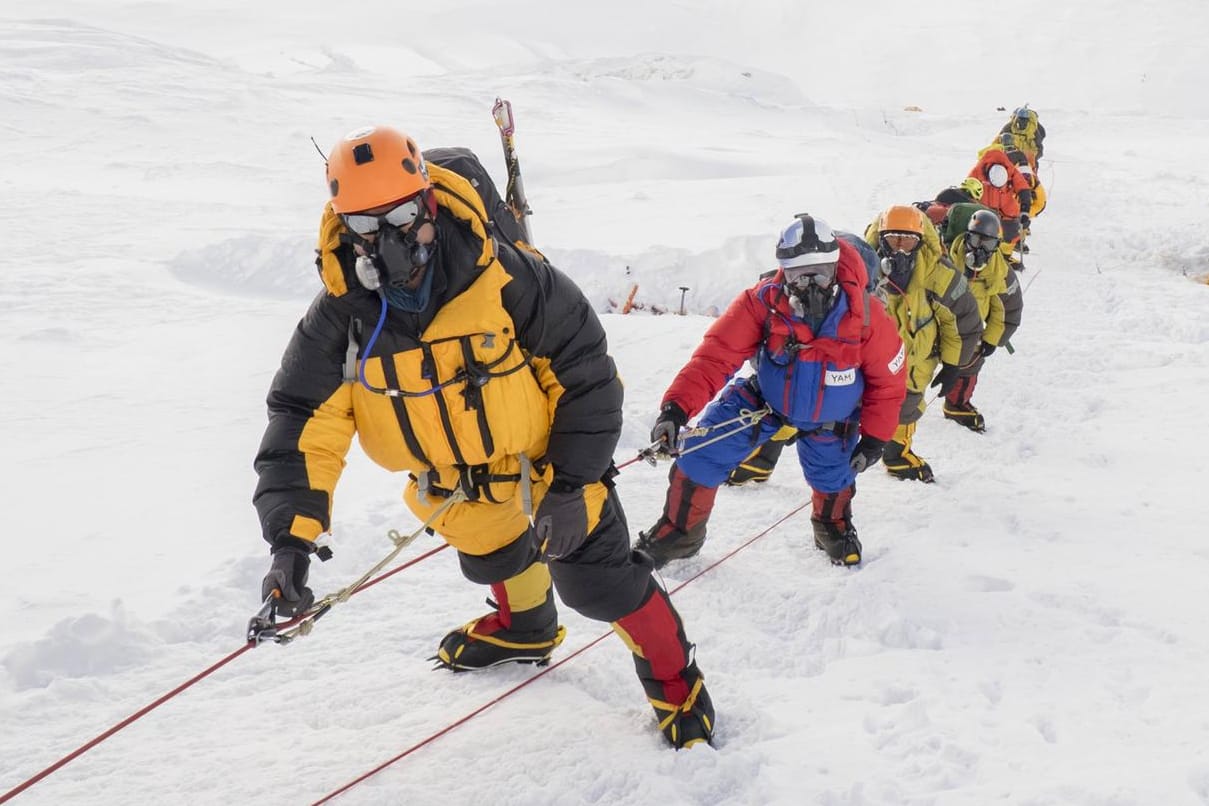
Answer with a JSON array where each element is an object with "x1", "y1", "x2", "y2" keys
[
  {"x1": 662, "y1": 240, "x2": 906, "y2": 441},
  {"x1": 969, "y1": 149, "x2": 1031, "y2": 220}
]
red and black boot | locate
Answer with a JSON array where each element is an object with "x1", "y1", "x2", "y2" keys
[
  {"x1": 811, "y1": 485, "x2": 862, "y2": 566},
  {"x1": 943, "y1": 374, "x2": 986, "y2": 433},
  {"x1": 614, "y1": 580, "x2": 715, "y2": 749},
  {"x1": 435, "y1": 562, "x2": 565, "y2": 670},
  {"x1": 635, "y1": 466, "x2": 719, "y2": 568}
]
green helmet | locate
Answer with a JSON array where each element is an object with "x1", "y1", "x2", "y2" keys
[{"x1": 959, "y1": 177, "x2": 984, "y2": 201}]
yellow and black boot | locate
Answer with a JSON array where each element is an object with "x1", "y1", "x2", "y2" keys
[
  {"x1": 811, "y1": 486, "x2": 861, "y2": 566},
  {"x1": 435, "y1": 562, "x2": 565, "y2": 671},
  {"x1": 943, "y1": 375, "x2": 986, "y2": 433},
  {"x1": 726, "y1": 426, "x2": 797, "y2": 486},
  {"x1": 635, "y1": 466, "x2": 717, "y2": 568},
  {"x1": 883, "y1": 422, "x2": 935, "y2": 483},
  {"x1": 614, "y1": 581, "x2": 715, "y2": 749}
]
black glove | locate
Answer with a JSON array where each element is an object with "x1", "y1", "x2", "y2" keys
[
  {"x1": 535, "y1": 480, "x2": 590, "y2": 561},
  {"x1": 650, "y1": 402, "x2": 689, "y2": 453},
  {"x1": 930, "y1": 363, "x2": 960, "y2": 396},
  {"x1": 980, "y1": 341, "x2": 998, "y2": 359},
  {"x1": 261, "y1": 546, "x2": 315, "y2": 617},
  {"x1": 849, "y1": 435, "x2": 887, "y2": 474},
  {"x1": 1019, "y1": 213, "x2": 1031, "y2": 230}
]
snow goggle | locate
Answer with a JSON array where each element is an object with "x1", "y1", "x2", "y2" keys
[
  {"x1": 342, "y1": 196, "x2": 423, "y2": 235},
  {"x1": 783, "y1": 263, "x2": 837, "y2": 289},
  {"x1": 967, "y1": 232, "x2": 1000, "y2": 251},
  {"x1": 881, "y1": 232, "x2": 921, "y2": 254}
]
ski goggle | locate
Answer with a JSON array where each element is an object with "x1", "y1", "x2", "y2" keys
[
  {"x1": 783, "y1": 263, "x2": 837, "y2": 289},
  {"x1": 967, "y1": 232, "x2": 1000, "y2": 251},
  {"x1": 342, "y1": 196, "x2": 423, "y2": 235},
  {"x1": 881, "y1": 232, "x2": 921, "y2": 254}
]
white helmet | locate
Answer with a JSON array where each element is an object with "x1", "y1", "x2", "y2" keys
[{"x1": 776, "y1": 214, "x2": 839, "y2": 269}]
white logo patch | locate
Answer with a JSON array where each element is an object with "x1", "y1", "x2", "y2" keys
[
  {"x1": 888, "y1": 344, "x2": 906, "y2": 374},
  {"x1": 825, "y1": 368, "x2": 857, "y2": 386}
]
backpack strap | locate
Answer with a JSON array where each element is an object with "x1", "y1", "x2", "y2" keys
[
  {"x1": 426, "y1": 163, "x2": 497, "y2": 270},
  {"x1": 343, "y1": 318, "x2": 361, "y2": 382}
]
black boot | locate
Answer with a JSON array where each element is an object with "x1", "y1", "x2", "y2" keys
[
  {"x1": 812, "y1": 519, "x2": 862, "y2": 566},
  {"x1": 633, "y1": 467, "x2": 717, "y2": 568},
  {"x1": 726, "y1": 436, "x2": 788, "y2": 486},
  {"x1": 635, "y1": 518, "x2": 706, "y2": 569},
  {"x1": 434, "y1": 599, "x2": 565, "y2": 671},
  {"x1": 651, "y1": 666, "x2": 715, "y2": 749},
  {"x1": 943, "y1": 400, "x2": 986, "y2": 433},
  {"x1": 632, "y1": 658, "x2": 714, "y2": 749},
  {"x1": 882, "y1": 425, "x2": 935, "y2": 483}
]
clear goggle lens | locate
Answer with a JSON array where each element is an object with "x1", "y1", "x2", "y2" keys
[{"x1": 882, "y1": 233, "x2": 921, "y2": 254}]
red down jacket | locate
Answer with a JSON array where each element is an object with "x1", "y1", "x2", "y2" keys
[{"x1": 662, "y1": 239, "x2": 906, "y2": 441}]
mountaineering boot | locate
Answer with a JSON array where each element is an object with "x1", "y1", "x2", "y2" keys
[
  {"x1": 944, "y1": 375, "x2": 986, "y2": 432},
  {"x1": 726, "y1": 426, "x2": 796, "y2": 486},
  {"x1": 613, "y1": 583, "x2": 715, "y2": 749},
  {"x1": 943, "y1": 400, "x2": 986, "y2": 432},
  {"x1": 883, "y1": 423, "x2": 934, "y2": 483},
  {"x1": 883, "y1": 441, "x2": 935, "y2": 482},
  {"x1": 725, "y1": 445, "x2": 778, "y2": 486},
  {"x1": 635, "y1": 518, "x2": 706, "y2": 569},
  {"x1": 633, "y1": 466, "x2": 718, "y2": 568},
  {"x1": 435, "y1": 605, "x2": 565, "y2": 670},
  {"x1": 812, "y1": 520, "x2": 862, "y2": 566},
  {"x1": 434, "y1": 568, "x2": 565, "y2": 670},
  {"x1": 811, "y1": 486, "x2": 860, "y2": 566},
  {"x1": 649, "y1": 666, "x2": 715, "y2": 749}
]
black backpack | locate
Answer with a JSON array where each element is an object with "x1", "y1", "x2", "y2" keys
[{"x1": 423, "y1": 147, "x2": 529, "y2": 249}]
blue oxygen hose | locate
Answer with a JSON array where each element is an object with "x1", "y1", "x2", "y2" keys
[{"x1": 357, "y1": 290, "x2": 390, "y2": 393}]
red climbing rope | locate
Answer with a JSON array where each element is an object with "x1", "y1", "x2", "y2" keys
[{"x1": 311, "y1": 501, "x2": 810, "y2": 803}]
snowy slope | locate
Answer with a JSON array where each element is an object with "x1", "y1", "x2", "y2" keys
[{"x1": 4, "y1": 1, "x2": 1209, "y2": 804}]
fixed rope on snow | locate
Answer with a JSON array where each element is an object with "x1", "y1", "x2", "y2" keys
[
  {"x1": 0, "y1": 644, "x2": 256, "y2": 805},
  {"x1": 310, "y1": 500, "x2": 811, "y2": 804},
  {"x1": 1, "y1": 497, "x2": 462, "y2": 805},
  {"x1": 248, "y1": 490, "x2": 465, "y2": 645},
  {"x1": 5, "y1": 418, "x2": 788, "y2": 803}
]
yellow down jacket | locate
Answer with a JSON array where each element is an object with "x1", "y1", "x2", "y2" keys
[{"x1": 865, "y1": 218, "x2": 983, "y2": 394}]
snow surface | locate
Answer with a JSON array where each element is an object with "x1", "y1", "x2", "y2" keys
[{"x1": 4, "y1": 1, "x2": 1209, "y2": 804}]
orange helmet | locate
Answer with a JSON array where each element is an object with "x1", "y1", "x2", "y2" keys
[
  {"x1": 326, "y1": 126, "x2": 430, "y2": 214},
  {"x1": 877, "y1": 205, "x2": 927, "y2": 236}
]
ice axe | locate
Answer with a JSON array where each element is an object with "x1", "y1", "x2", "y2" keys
[
  {"x1": 677, "y1": 286, "x2": 689, "y2": 316},
  {"x1": 492, "y1": 97, "x2": 533, "y2": 243}
]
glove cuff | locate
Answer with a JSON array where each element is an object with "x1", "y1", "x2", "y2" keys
[
  {"x1": 548, "y1": 477, "x2": 583, "y2": 495},
  {"x1": 270, "y1": 537, "x2": 316, "y2": 556},
  {"x1": 660, "y1": 401, "x2": 689, "y2": 428}
]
